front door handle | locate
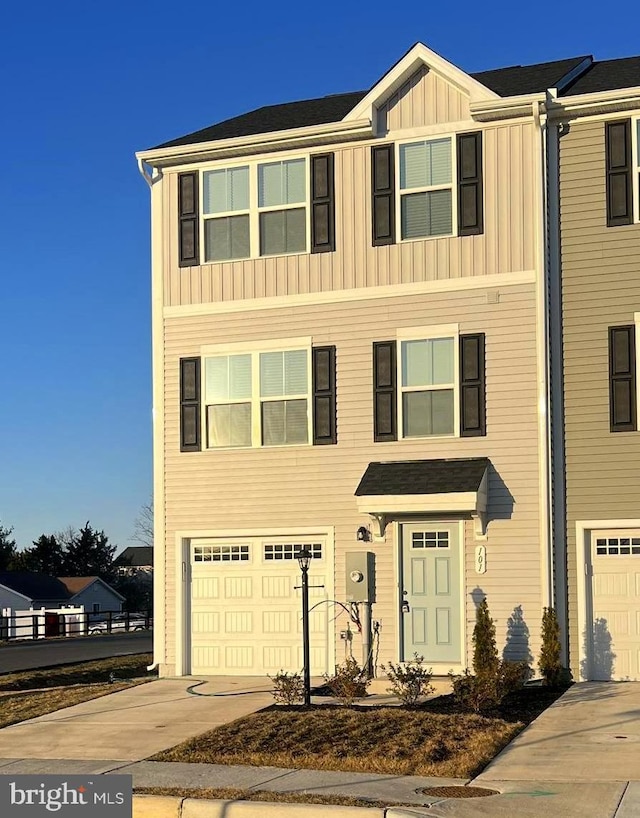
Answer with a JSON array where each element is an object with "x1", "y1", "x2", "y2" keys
[{"x1": 401, "y1": 600, "x2": 410, "y2": 614}]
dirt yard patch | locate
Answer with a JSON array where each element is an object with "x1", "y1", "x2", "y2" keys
[{"x1": 151, "y1": 685, "x2": 566, "y2": 779}]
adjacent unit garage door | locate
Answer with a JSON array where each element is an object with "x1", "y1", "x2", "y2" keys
[
  {"x1": 189, "y1": 536, "x2": 332, "y2": 675},
  {"x1": 590, "y1": 530, "x2": 640, "y2": 681}
]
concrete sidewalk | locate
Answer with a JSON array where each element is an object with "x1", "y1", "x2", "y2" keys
[
  {"x1": 0, "y1": 677, "x2": 273, "y2": 761},
  {"x1": 1, "y1": 680, "x2": 640, "y2": 816}
]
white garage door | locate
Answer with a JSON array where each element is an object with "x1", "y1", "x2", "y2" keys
[
  {"x1": 190, "y1": 537, "x2": 332, "y2": 675},
  {"x1": 590, "y1": 530, "x2": 640, "y2": 681}
]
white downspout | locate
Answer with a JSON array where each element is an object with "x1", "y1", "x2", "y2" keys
[
  {"x1": 137, "y1": 158, "x2": 165, "y2": 673},
  {"x1": 533, "y1": 100, "x2": 553, "y2": 612}
]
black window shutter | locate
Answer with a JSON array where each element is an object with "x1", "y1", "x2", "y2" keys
[
  {"x1": 371, "y1": 145, "x2": 395, "y2": 246},
  {"x1": 312, "y1": 346, "x2": 337, "y2": 444},
  {"x1": 460, "y1": 333, "x2": 486, "y2": 436},
  {"x1": 311, "y1": 154, "x2": 335, "y2": 253},
  {"x1": 178, "y1": 172, "x2": 200, "y2": 266},
  {"x1": 180, "y1": 357, "x2": 201, "y2": 451},
  {"x1": 606, "y1": 121, "x2": 632, "y2": 227},
  {"x1": 609, "y1": 326, "x2": 636, "y2": 432},
  {"x1": 457, "y1": 132, "x2": 484, "y2": 236},
  {"x1": 373, "y1": 341, "x2": 397, "y2": 441}
]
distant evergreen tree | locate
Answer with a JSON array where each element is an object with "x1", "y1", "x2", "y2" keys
[
  {"x1": 13, "y1": 535, "x2": 66, "y2": 575},
  {"x1": 0, "y1": 522, "x2": 18, "y2": 570},
  {"x1": 62, "y1": 522, "x2": 116, "y2": 578}
]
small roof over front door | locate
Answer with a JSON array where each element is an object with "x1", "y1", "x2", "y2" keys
[{"x1": 354, "y1": 457, "x2": 489, "y2": 538}]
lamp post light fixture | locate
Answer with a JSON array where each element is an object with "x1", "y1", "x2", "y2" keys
[{"x1": 296, "y1": 546, "x2": 312, "y2": 706}]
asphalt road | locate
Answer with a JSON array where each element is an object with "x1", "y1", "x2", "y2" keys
[{"x1": 0, "y1": 631, "x2": 153, "y2": 674}]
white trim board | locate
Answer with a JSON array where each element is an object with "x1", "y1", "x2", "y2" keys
[
  {"x1": 164, "y1": 270, "x2": 536, "y2": 318},
  {"x1": 575, "y1": 518, "x2": 640, "y2": 681}
]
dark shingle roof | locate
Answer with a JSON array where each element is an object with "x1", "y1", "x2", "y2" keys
[
  {"x1": 0, "y1": 572, "x2": 71, "y2": 602},
  {"x1": 563, "y1": 56, "x2": 640, "y2": 95},
  {"x1": 470, "y1": 56, "x2": 590, "y2": 97},
  {"x1": 150, "y1": 53, "x2": 640, "y2": 151},
  {"x1": 114, "y1": 546, "x2": 154, "y2": 567},
  {"x1": 154, "y1": 91, "x2": 367, "y2": 149},
  {"x1": 355, "y1": 458, "x2": 489, "y2": 496}
]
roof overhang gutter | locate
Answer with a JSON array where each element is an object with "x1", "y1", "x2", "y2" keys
[
  {"x1": 356, "y1": 470, "x2": 488, "y2": 539},
  {"x1": 470, "y1": 92, "x2": 546, "y2": 122},
  {"x1": 546, "y1": 86, "x2": 640, "y2": 119},
  {"x1": 136, "y1": 118, "x2": 373, "y2": 169}
]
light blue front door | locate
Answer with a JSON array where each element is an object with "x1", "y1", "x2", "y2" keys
[{"x1": 401, "y1": 523, "x2": 462, "y2": 664}]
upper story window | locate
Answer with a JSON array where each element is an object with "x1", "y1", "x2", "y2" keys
[
  {"x1": 399, "y1": 138, "x2": 454, "y2": 239},
  {"x1": 179, "y1": 342, "x2": 337, "y2": 452},
  {"x1": 205, "y1": 346, "x2": 310, "y2": 448},
  {"x1": 371, "y1": 132, "x2": 482, "y2": 247},
  {"x1": 400, "y1": 336, "x2": 456, "y2": 436},
  {"x1": 202, "y1": 159, "x2": 307, "y2": 262},
  {"x1": 373, "y1": 328, "x2": 486, "y2": 442}
]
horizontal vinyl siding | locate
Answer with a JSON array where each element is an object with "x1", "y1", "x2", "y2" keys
[
  {"x1": 560, "y1": 115, "x2": 640, "y2": 675},
  {"x1": 162, "y1": 283, "x2": 542, "y2": 671},
  {"x1": 163, "y1": 121, "x2": 536, "y2": 307}
]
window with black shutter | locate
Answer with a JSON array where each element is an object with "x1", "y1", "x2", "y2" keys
[
  {"x1": 311, "y1": 154, "x2": 335, "y2": 253},
  {"x1": 371, "y1": 145, "x2": 395, "y2": 246},
  {"x1": 178, "y1": 172, "x2": 199, "y2": 266},
  {"x1": 373, "y1": 341, "x2": 397, "y2": 441},
  {"x1": 180, "y1": 357, "x2": 201, "y2": 451},
  {"x1": 312, "y1": 346, "x2": 337, "y2": 444},
  {"x1": 609, "y1": 325, "x2": 636, "y2": 432},
  {"x1": 457, "y1": 132, "x2": 483, "y2": 236},
  {"x1": 460, "y1": 333, "x2": 486, "y2": 436},
  {"x1": 606, "y1": 121, "x2": 632, "y2": 227}
]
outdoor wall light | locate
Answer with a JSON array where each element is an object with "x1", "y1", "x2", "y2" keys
[{"x1": 356, "y1": 526, "x2": 371, "y2": 542}]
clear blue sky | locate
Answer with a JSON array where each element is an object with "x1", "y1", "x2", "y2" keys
[{"x1": 0, "y1": 0, "x2": 637, "y2": 554}]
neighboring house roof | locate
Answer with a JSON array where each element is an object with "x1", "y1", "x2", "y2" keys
[
  {"x1": 58, "y1": 576, "x2": 125, "y2": 602},
  {"x1": 563, "y1": 56, "x2": 640, "y2": 95},
  {"x1": 355, "y1": 458, "x2": 490, "y2": 496},
  {"x1": 151, "y1": 54, "x2": 604, "y2": 150},
  {"x1": 0, "y1": 572, "x2": 71, "y2": 602},
  {"x1": 114, "y1": 546, "x2": 154, "y2": 567}
]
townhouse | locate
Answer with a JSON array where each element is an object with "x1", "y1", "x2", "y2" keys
[{"x1": 136, "y1": 42, "x2": 640, "y2": 682}]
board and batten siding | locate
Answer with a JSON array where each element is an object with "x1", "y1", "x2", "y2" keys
[
  {"x1": 560, "y1": 115, "x2": 640, "y2": 675},
  {"x1": 163, "y1": 120, "x2": 536, "y2": 307},
  {"x1": 376, "y1": 66, "x2": 471, "y2": 132},
  {"x1": 160, "y1": 283, "x2": 541, "y2": 673}
]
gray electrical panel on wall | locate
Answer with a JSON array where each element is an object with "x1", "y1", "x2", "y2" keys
[{"x1": 345, "y1": 552, "x2": 375, "y2": 602}]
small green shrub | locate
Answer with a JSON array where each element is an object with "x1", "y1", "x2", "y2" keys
[
  {"x1": 450, "y1": 659, "x2": 528, "y2": 713},
  {"x1": 324, "y1": 657, "x2": 369, "y2": 705},
  {"x1": 473, "y1": 597, "x2": 499, "y2": 679},
  {"x1": 539, "y1": 607, "x2": 563, "y2": 687},
  {"x1": 382, "y1": 653, "x2": 434, "y2": 706},
  {"x1": 268, "y1": 670, "x2": 304, "y2": 705}
]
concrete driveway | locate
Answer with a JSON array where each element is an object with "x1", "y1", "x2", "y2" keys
[{"x1": 0, "y1": 677, "x2": 272, "y2": 762}]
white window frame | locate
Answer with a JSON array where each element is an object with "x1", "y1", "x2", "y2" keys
[
  {"x1": 396, "y1": 324, "x2": 460, "y2": 439},
  {"x1": 395, "y1": 135, "x2": 457, "y2": 242},
  {"x1": 200, "y1": 155, "x2": 310, "y2": 262},
  {"x1": 201, "y1": 337, "x2": 312, "y2": 449},
  {"x1": 632, "y1": 117, "x2": 640, "y2": 225}
]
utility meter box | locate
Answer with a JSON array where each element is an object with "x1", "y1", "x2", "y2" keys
[{"x1": 345, "y1": 551, "x2": 375, "y2": 603}]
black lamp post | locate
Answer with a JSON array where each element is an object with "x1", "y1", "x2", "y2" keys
[{"x1": 296, "y1": 547, "x2": 312, "y2": 706}]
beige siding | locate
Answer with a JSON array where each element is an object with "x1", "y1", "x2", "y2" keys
[
  {"x1": 164, "y1": 121, "x2": 536, "y2": 307},
  {"x1": 161, "y1": 283, "x2": 542, "y2": 672},
  {"x1": 560, "y1": 116, "x2": 640, "y2": 674},
  {"x1": 376, "y1": 67, "x2": 470, "y2": 132}
]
